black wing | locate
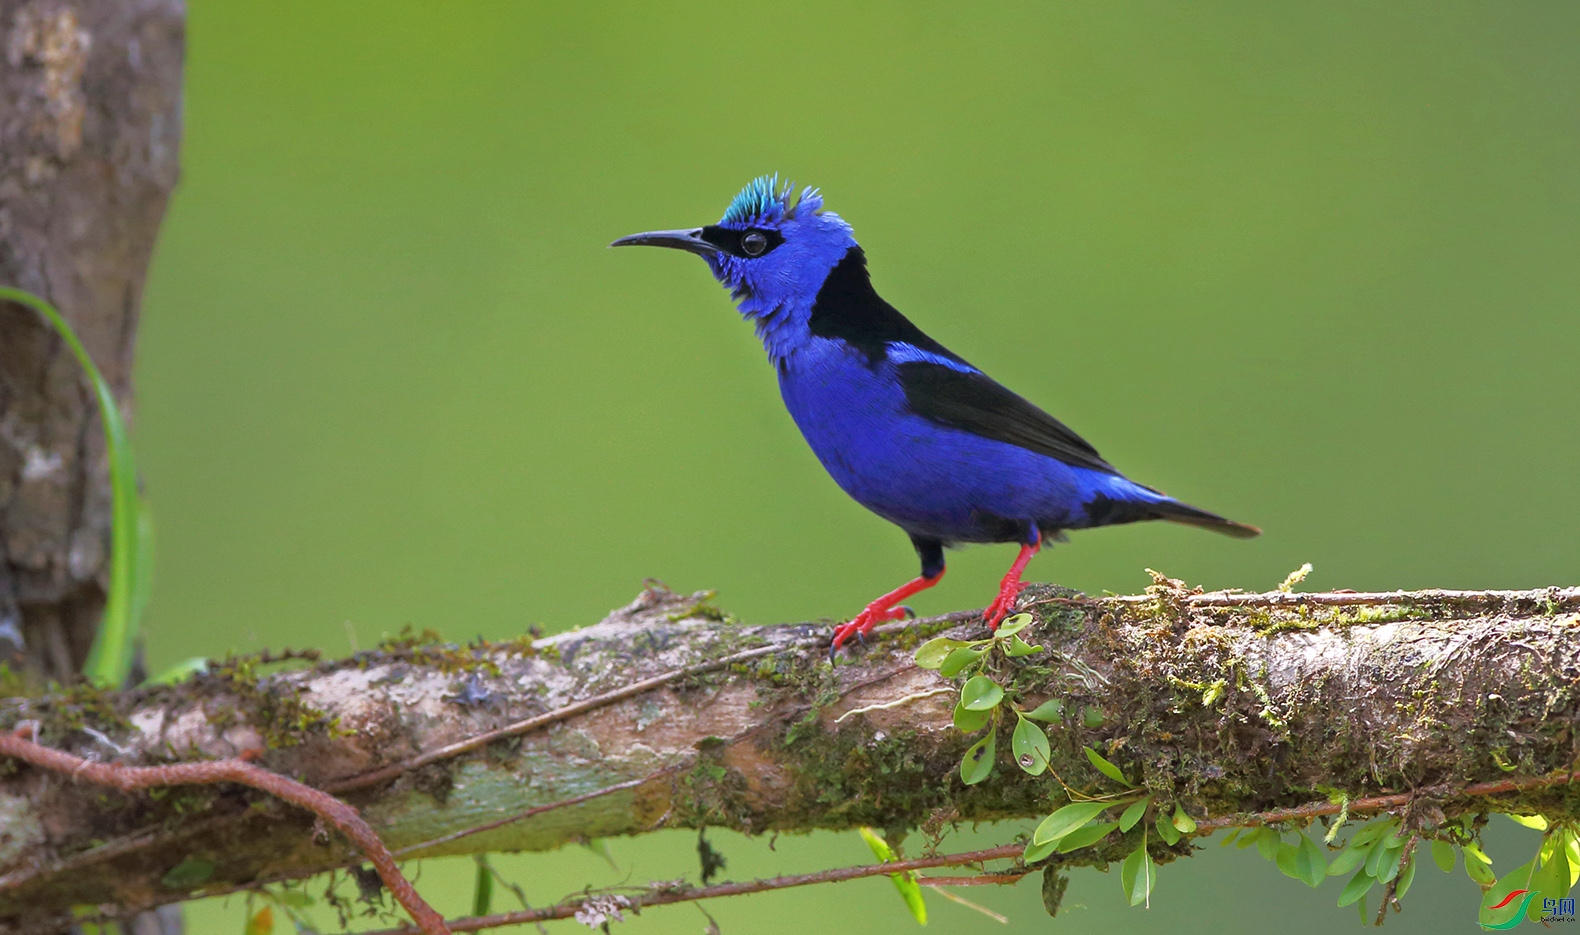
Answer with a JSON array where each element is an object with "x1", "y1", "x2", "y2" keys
[{"x1": 896, "y1": 360, "x2": 1120, "y2": 476}]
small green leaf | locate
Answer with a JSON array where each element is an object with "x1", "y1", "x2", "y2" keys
[
  {"x1": 1121, "y1": 843, "x2": 1141, "y2": 898},
  {"x1": 859, "y1": 826, "x2": 894, "y2": 864},
  {"x1": 1274, "y1": 842, "x2": 1301, "y2": 881},
  {"x1": 1155, "y1": 813, "x2": 1181, "y2": 846},
  {"x1": 143, "y1": 656, "x2": 208, "y2": 686},
  {"x1": 1327, "y1": 838, "x2": 1375, "y2": 877},
  {"x1": 1004, "y1": 634, "x2": 1043, "y2": 657},
  {"x1": 1373, "y1": 844, "x2": 1405, "y2": 883},
  {"x1": 1463, "y1": 843, "x2": 1496, "y2": 886},
  {"x1": 1082, "y1": 706, "x2": 1105, "y2": 728},
  {"x1": 1057, "y1": 821, "x2": 1119, "y2": 853},
  {"x1": 953, "y1": 697, "x2": 992, "y2": 732},
  {"x1": 915, "y1": 637, "x2": 972, "y2": 669},
  {"x1": 1296, "y1": 833, "x2": 1328, "y2": 887},
  {"x1": 939, "y1": 645, "x2": 988, "y2": 678},
  {"x1": 1364, "y1": 836, "x2": 1399, "y2": 880},
  {"x1": 861, "y1": 828, "x2": 927, "y2": 925},
  {"x1": 960, "y1": 730, "x2": 997, "y2": 785},
  {"x1": 1480, "y1": 859, "x2": 1536, "y2": 929},
  {"x1": 1171, "y1": 804, "x2": 1197, "y2": 834},
  {"x1": 1023, "y1": 836, "x2": 1060, "y2": 864},
  {"x1": 1023, "y1": 699, "x2": 1064, "y2": 723},
  {"x1": 960, "y1": 675, "x2": 1005, "y2": 711},
  {"x1": 893, "y1": 873, "x2": 927, "y2": 926},
  {"x1": 1337, "y1": 868, "x2": 1374, "y2": 907},
  {"x1": 1381, "y1": 825, "x2": 1408, "y2": 850},
  {"x1": 1119, "y1": 796, "x2": 1151, "y2": 833},
  {"x1": 1011, "y1": 715, "x2": 1051, "y2": 775},
  {"x1": 1034, "y1": 801, "x2": 1113, "y2": 846},
  {"x1": 270, "y1": 891, "x2": 314, "y2": 908},
  {"x1": 1430, "y1": 840, "x2": 1456, "y2": 873},
  {"x1": 1396, "y1": 853, "x2": 1418, "y2": 900},
  {"x1": 1508, "y1": 814, "x2": 1549, "y2": 831},
  {"x1": 1529, "y1": 841, "x2": 1571, "y2": 923},
  {"x1": 995, "y1": 614, "x2": 1033, "y2": 637},
  {"x1": 160, "y1": 856, "x2": 216, "y2": 890},
  {"x1": 1255, "y1": 828, "x2": 1282, "y2": 861},
  {"x1": 1220, "y1": 828, "x2": 1241, "y2": 847},
  {"x1": 1084, "y1": 747, "x2": 1132, "y2": 786},
  {"x1": 1121, "y1": 836, "x2": 1155, "y2": 907},
  {"x1": 1346, "y1": 820, "x2": 1394, "y2": 850}
]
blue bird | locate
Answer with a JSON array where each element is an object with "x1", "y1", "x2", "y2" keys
[{"x1": 613, "y1": 176, "x2": 1258, "y2": 655}]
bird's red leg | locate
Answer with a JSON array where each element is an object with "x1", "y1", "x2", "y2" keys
[
  {"x1": 830, "y1": 569, "x2": 945, "y2": 653},
  {"x1": 984, "y1": 532, "x2": 1042, "y2": 629}
]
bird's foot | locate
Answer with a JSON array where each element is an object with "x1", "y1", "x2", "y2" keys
[
  {"x1": 983, "y1": 580, "x2": 1030, "y2": 630},
  {"x1": 829, "y1": 603, "x2": 915, "y2": 657}
]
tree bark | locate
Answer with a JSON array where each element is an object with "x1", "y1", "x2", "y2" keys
[
  {"x1": 0, "y1": 0, "x2": 183, "y2": 682},
  {"x1": 2, "y1": 580, "x2": 1577, "y2": 934}
]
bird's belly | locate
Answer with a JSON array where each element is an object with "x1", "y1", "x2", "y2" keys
[{"x1": 778, "y1": 345, "x2": 1093, "y2": 541}]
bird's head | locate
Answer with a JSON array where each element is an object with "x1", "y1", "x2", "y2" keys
[{"x1": 612, "y1": 175, "x2": 857, "y2": 358}]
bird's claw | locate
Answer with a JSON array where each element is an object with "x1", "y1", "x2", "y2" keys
[
  {"x1": 983, "y1": 581, "x2": 1030, "y2": 630},
  {"x1": 829, "y1": 603, "x2": 913, "y2": 658}
]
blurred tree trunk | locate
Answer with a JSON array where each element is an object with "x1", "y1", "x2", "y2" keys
[
  {"x1": 0, "y1": 0, "x2": 182, "y2": 681},
  {"x1": 0, "y1": 4, "x2": 184, "y2": 934}
]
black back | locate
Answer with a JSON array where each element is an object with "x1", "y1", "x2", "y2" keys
[
  {"x1": 805, "y1": 247, "x2": 1118, "y2": 475},
  {"x1": 807, "y1": 247, "x2": 967, "y2": 367},
  {"x1": 896, "y1": 362, "x2": 1119, "y2": 476}
]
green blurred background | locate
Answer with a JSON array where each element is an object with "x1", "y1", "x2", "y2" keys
[{"x1": 132, "y1": 1, "x2": 1578, "y2": 931}]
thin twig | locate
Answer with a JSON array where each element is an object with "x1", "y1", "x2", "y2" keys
[
  {"x1": 923, "y1": 884, "x2": 1013, "y2": 922},
  {"x1": 1104, "y1": 586, "x2": 1580, "y2": 610},
  {"x1": 1194, "y1": 769, "x2": 1580, "y2": 832},
  {"x1": 0, "y1": 728, "x2": 449, "y2": 935},
  {"x1": 356, "y1": 844, "x2": 1026, "y2": 935},
  {"x1": 1375, "y1": 836, "x2": 1418, "y2": 926},
  {"x1": 920, "y1": 874, "x2": 1028, "y2": 887}
]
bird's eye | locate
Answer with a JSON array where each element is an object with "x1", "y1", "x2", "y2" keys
[{"x1": 741, "y1": 231, "x2": 768, "y2": 256}]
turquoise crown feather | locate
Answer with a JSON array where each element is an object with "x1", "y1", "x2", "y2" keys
[{"x1": 721, "y1": 174, "x2": 822, "y2": 226}]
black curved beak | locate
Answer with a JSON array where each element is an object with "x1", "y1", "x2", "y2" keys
[{"x1": 609, "y1": 228, "x2": 718, "y2": 256}]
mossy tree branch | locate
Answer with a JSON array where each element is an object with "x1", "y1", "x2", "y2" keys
[{"x1": 2, "y1": 579, "x2": 1579, "y2": 933}]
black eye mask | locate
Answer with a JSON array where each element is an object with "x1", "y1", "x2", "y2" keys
[{"x1": 699, "y1": 225, "x2": 784, "y2": 259}]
